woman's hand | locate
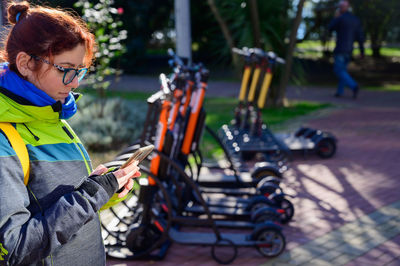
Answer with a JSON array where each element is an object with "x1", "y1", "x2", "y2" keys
[
  {"x1": 91, "y1": 162, "x2": 141, "y2": 198},
  {"x1": 113, "y1": 161, "x2": 141, "y2": 198},
  {"x1": 91, "y1": 164, "x2": 109, "y2": 176}
]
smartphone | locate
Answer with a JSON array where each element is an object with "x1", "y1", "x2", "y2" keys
[{"x1": 120, "y1": 144, "x2": 155, "y2": 169}]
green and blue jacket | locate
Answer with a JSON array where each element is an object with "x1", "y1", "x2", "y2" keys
[{"x1": 0, "y1": 87, "x2": 116, "y2": 265}]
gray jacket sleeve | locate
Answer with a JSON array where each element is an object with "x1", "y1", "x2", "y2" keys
[{"x1": 0, "y1": 135, "x2": 118, "y2": 265}]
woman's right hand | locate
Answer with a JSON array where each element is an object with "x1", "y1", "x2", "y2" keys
[{"x1": 112, "y1": 160, "x2": 141, "y2": 198}]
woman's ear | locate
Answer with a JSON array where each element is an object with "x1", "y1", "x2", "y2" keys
[{"x1": 16, "y1": 52, "x2": 33, "y2": 78}]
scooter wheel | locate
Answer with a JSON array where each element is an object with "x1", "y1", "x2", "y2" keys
[
  {"x1": 255, "y1": 228, "x2": 286, "y2": 257},
  {"x1": 251, "y1": 207, "x2": 281, "y2": 224},
  {"x1": 257, "y1": 182, "x2": 281, "y2": 196},
  {"x1": 278, "y1": 198, "x2": 295, "y2": 224},
  {"x1": 253, "y1": 169, "x2": 281, "y2": 180},
  {"x1": 211, "y1": 238, "x2": 237, "y2": 264},
  {"x1": 126, "y1": 224, "x2": 162, "y2": 254},
  {"x1": 256, "y1": 175, "x2": 282, "y2": 187},
  {"x1": 117, "y1": 142, "x2": 141, "y2": 157},
  {"x1": 316, "y1": 138, "x2": 336, "y2": 159},
  {"x1": 247, "y1": 196, "x2": 273, "y2": 212}
]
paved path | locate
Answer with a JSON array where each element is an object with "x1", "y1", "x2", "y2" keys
[{"x1": 106, "y1": 76, "x2": 400, "y2": 265}]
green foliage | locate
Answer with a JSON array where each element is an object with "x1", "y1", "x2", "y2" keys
[
  {"x1": 191, "y1": 1, "x2": 290, "y2": 64},
  {"x1": 74, "y1": 0, "x2": 127, "y2": 95},
  {"x1": 303, "y1": 0, "x2": 400, "y2": 57},
  {"x1": 352, "y1": 0, "x2": 400, "y2": 57},
  {"x1": 111, "y1": 0, "x2": 174, "y2": 72},
  {"x1": 69, "y1": 95, "x2": 147, "y2": 152}
]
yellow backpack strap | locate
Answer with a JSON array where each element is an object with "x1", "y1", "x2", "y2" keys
[{"x1": 0, "y1": 122, "x2": 30, "y2": 185}]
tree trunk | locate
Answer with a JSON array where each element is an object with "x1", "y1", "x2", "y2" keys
[
  {"x1": 276, "y1": 0, "x2": 307, "y2": 107},
  {"x1": 372, "y1": 45, "x2": 381, "y2": 58},
  {"x1": 206, "y1": 0, "x2": 239, "y2": 67},
  {"x1": 370, "y1": 32, "x2": 382, "y2": 58},
  {"x1": 248, "y1": 0, "x2": 262, "y2": 48}
]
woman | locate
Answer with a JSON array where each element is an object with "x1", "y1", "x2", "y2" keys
[{"x1": 0, "y1": 1, "x2": 140, "y2": 265}]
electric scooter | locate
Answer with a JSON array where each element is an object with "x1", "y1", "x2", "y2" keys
[
  {"x1": 219, "y1": 47, "x2": 337, "y2": 162},
  {"x1": 101, "y1": 76, "x2": 287, "y2": 263},
  {"x1": 112, "y1": 72, "x2": 293, "y2": 225}
]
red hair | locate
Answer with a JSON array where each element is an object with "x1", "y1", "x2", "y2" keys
[{"x1": 0, "y1": 1, "x2": 96, "y2": 75}]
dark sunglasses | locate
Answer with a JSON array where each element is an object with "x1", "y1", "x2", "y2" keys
[{"x1": 30, "y1": 55, "x2": 88, "y2": 85}]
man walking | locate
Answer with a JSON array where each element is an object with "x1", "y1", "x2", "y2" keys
[{"x1": 328, "y1": 0, "x2": 364, "y2": 99}]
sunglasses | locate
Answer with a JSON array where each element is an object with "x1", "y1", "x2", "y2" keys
[{"x1": 30, "y1": 55, "x2": 88, "y2": 85}]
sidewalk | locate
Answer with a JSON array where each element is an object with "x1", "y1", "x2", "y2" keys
[{"x1": 106, "y1": 76, "x2": 400, "y2": 265}]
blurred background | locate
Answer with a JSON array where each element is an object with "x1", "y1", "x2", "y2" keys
[
  {"x1": 2, "y1": 0, "x2": 399, "y2": 83},
  {"x1": 1, "y1": 0, "x2": 399, "y2": 158}
]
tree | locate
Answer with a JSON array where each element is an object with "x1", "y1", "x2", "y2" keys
[
  {"x1": 248, "y1": 0, "x2": 262, "y2": 48},
  {"x1": 74, "y1": 0, "x2": 127, "y2": 115},
  {"x1": 192, "y1": 0, "x2": 290, "y2": 60},
  {"x1": 206, "y1": 0, "x2": 238, "y2": 66},
  {"x1": 278, "y1": 0, "x2": 307, "y2": 107},
  {"x1": 112, "y1": 0, "x2": 174, "y2": 72},
  {"x1": 352, "y1": 0, "x2": 400, "y2": 57},
  {"x1": 300, "y1": 0, "x2": 336, "y2": 57}
]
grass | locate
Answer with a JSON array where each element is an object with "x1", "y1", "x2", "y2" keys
[
  {"x1": 364, "y1": 84, "x2": 400, "y2": 91},
  {"x1": 204, "y1": 97, "x2": 330, "y2": 131},
  {"x1": 296, "y1": 40, "x2": 400, "y2": 58}
]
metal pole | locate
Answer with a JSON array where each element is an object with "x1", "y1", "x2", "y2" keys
[
  {"x1": 0, "y1": 1, "x2": 3, "y2": 27},
  {"x1": 174, "y1": 0, "x2": 192, "y2": 65}
]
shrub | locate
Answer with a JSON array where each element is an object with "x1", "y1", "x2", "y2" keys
[{"x1": 69, "y1": 95, "x2": 147, "y2": 152}]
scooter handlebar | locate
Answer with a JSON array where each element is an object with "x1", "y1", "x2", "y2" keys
[
  {"x1": 147, "y1": 74, "x2": 172, "y2": 103},
  {"x1": 167, "y1": 48, "x2": 186, "y2": 68},
  {"x1": 232, "y1": 47, "x2": 251, "y2": 57},
  {"x1": 266, "y1": 51, "x2": 285, "y2": 64},
  {"x1": 159, "y1": 73, "x2": 171, "y2": 95}
]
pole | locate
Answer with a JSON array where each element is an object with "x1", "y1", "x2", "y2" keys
[{"x1": 174, "y1": 0, "x2": 192, "y2": 65}]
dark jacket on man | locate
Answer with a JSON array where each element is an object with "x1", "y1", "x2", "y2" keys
[{"x1": 328, "y1": 11, "x2": 364, "y2": 56}]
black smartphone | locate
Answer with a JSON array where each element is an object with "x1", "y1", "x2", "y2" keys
[{"x1": 120, "y1": 145, "x2": 154, "y2": 169}]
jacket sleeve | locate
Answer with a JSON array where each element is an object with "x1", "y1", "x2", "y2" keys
[
  {"x1": 328, "y1": 17, "x2": 339, "y2": 33},
  {"x1": 0, "y1": 134, "x2": 118, "y2": 265}
]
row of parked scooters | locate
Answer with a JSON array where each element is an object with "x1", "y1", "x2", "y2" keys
[{"x1": 99, "y1": 47, "x2": 336, "y2": 264}]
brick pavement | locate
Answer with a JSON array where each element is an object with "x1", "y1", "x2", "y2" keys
[{"x1": 106, "y1": 81, "x2": 400, "y2": 265}]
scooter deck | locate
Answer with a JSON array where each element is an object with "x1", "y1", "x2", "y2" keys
[
  {"x1": 185, "y1": 204, "x2": 249, "y2": 217},
  {"x1": 215, "y1": 219, "x2": 255, "y2": 229},
  {"x1": 196, "y1": 171, "x2": 257, "y2": 188},
  {"x1": 169, "y1": 227, "x2": 254, "y2": 246},
  {"x1": 202, "y1": 194, "x2": 254, "y2": 208},
  {"x1": 200, "y1": 186, "x2": 257, "y2": 196},
  {"x1": 274, "y1": 133, "x2": 315, "y2": 151}
]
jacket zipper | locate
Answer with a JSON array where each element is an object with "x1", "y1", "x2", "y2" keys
[{"x1": 61, "y1": 123, "x2": 91, "y2": 175}]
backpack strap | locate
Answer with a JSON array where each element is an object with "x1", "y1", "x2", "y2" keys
[{"x1": 0, "y1": 122, "x2": 30, "y2": 185}]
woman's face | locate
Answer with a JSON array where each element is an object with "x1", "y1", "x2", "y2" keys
[{"x1": 28, "y1": 44, "x2": 86, "y2": 104}]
